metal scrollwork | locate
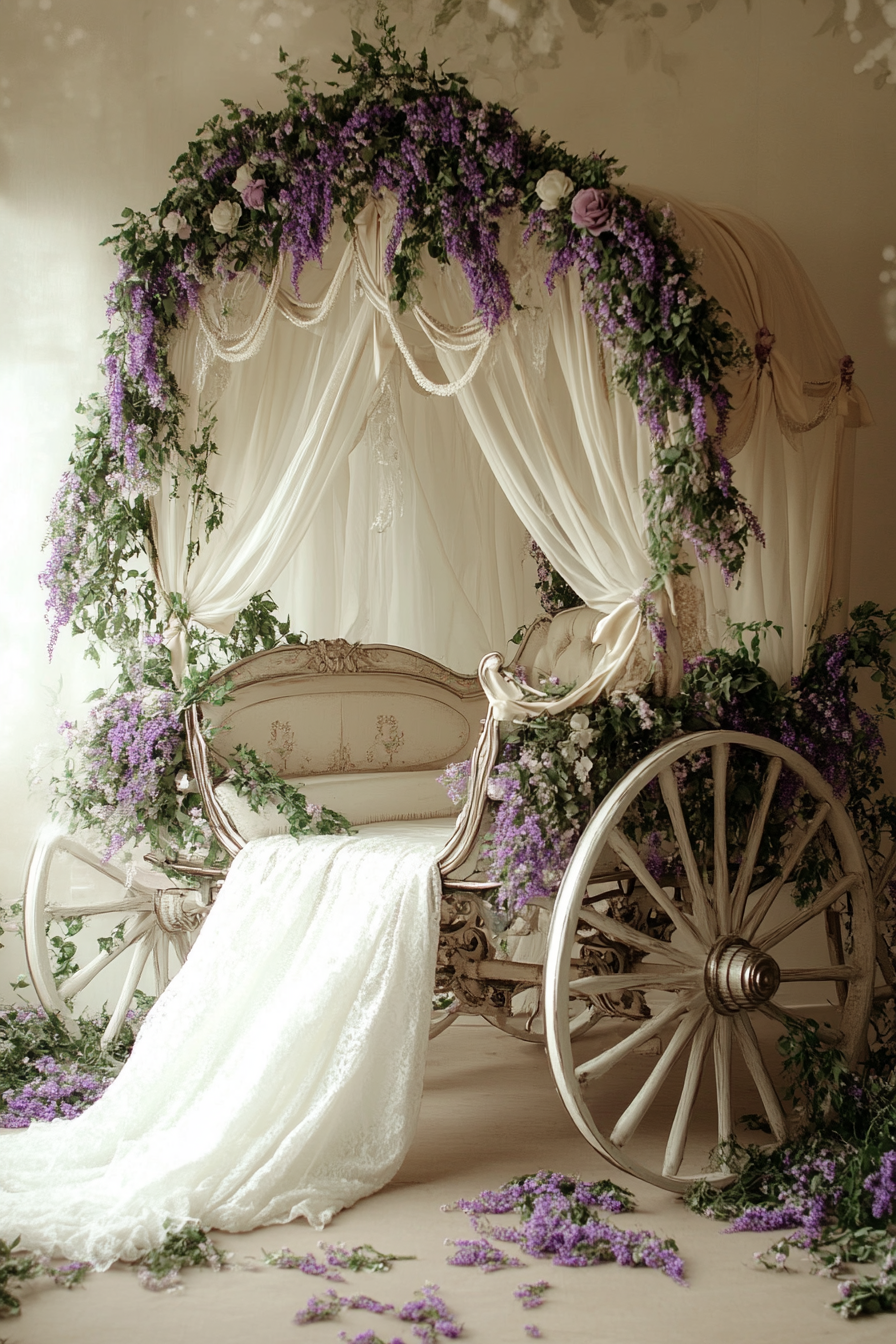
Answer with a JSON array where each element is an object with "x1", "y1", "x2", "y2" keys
[{"x1": 575, "y1": 882, "x2": 676, "y2": 1020}]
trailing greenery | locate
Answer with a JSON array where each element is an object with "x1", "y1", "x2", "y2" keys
[
  {"x1": 0, "y1": 1237, "x2": 91, "y2": 1317},
  {"x1": 223, "y1": 744, "x2": 353, "y2": 839}
]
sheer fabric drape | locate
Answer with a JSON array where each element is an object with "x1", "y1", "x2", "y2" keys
[{"x1": 155, "y1": 191, "x2": 868, "y2": 692}]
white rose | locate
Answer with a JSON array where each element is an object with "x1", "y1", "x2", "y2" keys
[
  {"x1": 162, "y1": 210, "x2": 191, "y2": 240},
  {"x1": 535, "y1": 169, "x2": 575, "y2": 212},
  {"x1": 233, "y1": 162, "x2": 255, "y2": 193},
  {"x1": 209, "y1": 200, "x2": 242, "y2": 236}
]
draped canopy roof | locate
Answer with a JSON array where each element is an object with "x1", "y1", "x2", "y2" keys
[{"x1": 158, "y1": 189, "x2": 870, "y2": 700}]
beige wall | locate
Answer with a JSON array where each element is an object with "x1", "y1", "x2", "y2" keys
[{"x1": 0, "y1": 0, "x2": 893, "y2": 932}]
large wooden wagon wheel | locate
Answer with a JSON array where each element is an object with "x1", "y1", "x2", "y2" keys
[
  {"x1": 544, "y1": 730, "x2": 877, "y2": 1193},
  {"x1": 23, "y1": 826, "x2": 210, "y2": 1047}
]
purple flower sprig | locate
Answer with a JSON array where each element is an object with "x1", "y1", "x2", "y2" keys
[
  {"x1": 294, "y1": 1288, "x2": 394, "y2": 1326},
  {"x1": 444, "y1": 1237, "x2": 524, "y2": 1272},
  {"x1": 515, "y1": 1279, "x2": 551, "y2": 1309},
  {"x1": 397, "y1": 1284, "x2": 463, "y2": 1341},
  {"x1": 864, "y1": 1151, "x2": 896, "y2": 1223},
  {"x1": 263, "y1": 1246, "x2": 345, "y2": 1281}
]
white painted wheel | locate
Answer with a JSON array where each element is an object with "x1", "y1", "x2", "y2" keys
[
  {"x1": 544, "y1": 731, "x2": 876, "y2": 1193},
  {"x1": 23, "y1": 826, "x2": 208, "y2": 1047}
]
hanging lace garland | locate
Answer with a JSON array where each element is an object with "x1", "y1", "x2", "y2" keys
[{"x1": 356, "y1": 365, "x2": 404, "y2": 534}]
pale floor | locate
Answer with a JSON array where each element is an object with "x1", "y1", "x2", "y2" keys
[{"x1": 7, "y1": 1015, "x2": 891, "y2": 1344}]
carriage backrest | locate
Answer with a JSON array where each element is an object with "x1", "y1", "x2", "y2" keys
[
  {"x1": 187, "y1": 640, "x2": 488, "y2": 854},
  {"x1": 513, "y1": 607, "x2": 609, "y2": 688}
]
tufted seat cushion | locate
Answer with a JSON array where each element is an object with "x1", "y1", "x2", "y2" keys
[{"x1": 513, "y1": 607, "x2": 612, "y2": 691}]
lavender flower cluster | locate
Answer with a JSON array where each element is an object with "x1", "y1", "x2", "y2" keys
[
  {"x1": 58, "y1": 660, "x2": 184, "y2": 861},
  {"x1": 864, "y1": 1150, "x2": 896, "y2": 1222},
  {"x1": 0, "y1": 1055, "x2": 109, "y2": 1128},
  {"x1": 528, "y1": 187, "x2": 758, "y2": 589},
  {"x1": 448, "y1": 1172, "x2": 684, "y2": 1283},
  {"x1": 724, "y1": 1150, "x2": 843, "y2": 1248}
]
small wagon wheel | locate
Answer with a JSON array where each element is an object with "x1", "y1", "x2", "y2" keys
[
  {"x1": 23, "y1": 826, "x2": 209, "y2": 1047},
  {"x1": 544, "y1": 730, "x2": 877, "y2": 1193}
]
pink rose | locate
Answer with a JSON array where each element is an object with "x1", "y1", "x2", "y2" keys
[
  {"x1": 571, "y1": 187, "x2": 613, "y2": 235},
  {"x1": 241, "y1": 179, "x2": 265, "y2": 210}
]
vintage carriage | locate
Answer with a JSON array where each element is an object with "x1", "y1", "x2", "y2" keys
[{"x1": 22, "y1": 53, "x2": 894, "y2": 1196}]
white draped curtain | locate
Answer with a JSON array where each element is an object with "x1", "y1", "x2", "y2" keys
[{"x1": 155, "y1": 191, "x2": 870, "y2": 691}]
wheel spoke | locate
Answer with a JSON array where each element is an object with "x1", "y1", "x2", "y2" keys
[
  {"x1": 172, "y1": 932, "x2": 193, "y2": 966},
  {"x1": 101, "y1": 934, "x2": 154, "y2": 1047},
  {"x1": 732, "y1": 1012, "x2": 788, "y2": 1143},
  {"x1": 576, "y1": 907, "x2": 702, "y2": 967},
  {"x1": 755, "y1": 872, "x2": 860, "y2": 951},
  {"x1": 711, "y1": 744, "x2": 729, "y2": 937},
  {"x1": 729, "y1": 757, "x2": 783, "y2": 930},
  {"x1": 713, "y1": 1014, "x2": 733, "y2": 1147},
  {"x1": 57, "y1": 914, "x2": 154, "y2": 1001},
  {"x1": 741, "y1": 802, "x2": 831, "y2": 942},
  {"x1": 575, "y1": 990, "x2": 704, "y2": 1086},
  {"x1": 658, "y1": 768, "x2": 717, "y2": 942},
  {"x1": 45, "y1": 898, "x2": 154, "y2": 920},
  {"x1": 153, "y1": 935, "x2": 171, "y2": 996},
  {"x1": 610, "y1": 1007, "x2": 706, "y2": 1147},
  {"x1": 569, "y1": 968, "x2": 702, "y2": 998},
  {"x1": 662, "y1": 1009, "x2": 715, "y2": 1176},
  {"x1": 755, "y1": 999, "x2": 843, "y2": 1047},
  {"x1": 606, "y1": 828, "x2": 705, "y2": 954}
]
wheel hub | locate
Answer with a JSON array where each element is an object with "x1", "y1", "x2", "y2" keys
[{"x1": 704, "y1": 935, "x2": 780, "y2": 1015}]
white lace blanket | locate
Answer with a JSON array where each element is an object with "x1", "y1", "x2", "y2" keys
[{"x1": 0, "y1": 831, "x2": 442, "y2": 1269}]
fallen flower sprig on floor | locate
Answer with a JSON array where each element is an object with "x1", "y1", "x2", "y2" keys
[
  {"x1": 267, "y1": 1241, "x2": 416, "y2": 1282},
  {"x1": 263, "y1": 1247, "x2": 347, "y2": 1281},
  {"x1": 294, "y1": 1282, "x2": 460, "y2": 1340},
  {"x1": 0, "y1": 1237, "x2": 92, "y2": 1316},
  {"x1": 325, "y1": 1242, "x2": 417, "y2": 1273},
  {"x1": 136, "y1": 1219, "x2": 229, "y2": 1292},
  {"x1": 515, "y1": 1279, "x2": 551, "y2": 1309},
  {"x1": 832, "y1": 1241, "x2": 896, "y2": 1320},
  {"x1": 397, "y1": 1284, "x2": 462, "y2": 1341},
  {"x1": 293, "y1": 1288, "x2": 395, "y2": 1326}
]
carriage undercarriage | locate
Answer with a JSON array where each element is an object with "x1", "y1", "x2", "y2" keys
[{"x1": 24, "y1": 633, "x2": 886, "y2": 1196}]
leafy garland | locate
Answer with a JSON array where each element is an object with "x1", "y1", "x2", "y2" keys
[{"x1": 41, "y1": 6, "x2": 760, "y2": 682}]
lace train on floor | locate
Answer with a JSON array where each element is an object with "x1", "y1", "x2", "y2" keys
[{"x1": 0, "y1": 832, "x2": 441, "y2": 1269}]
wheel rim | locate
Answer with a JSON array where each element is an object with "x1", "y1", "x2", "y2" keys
[
  {"x1": 23, "y1": 826, "x2": 207, "y2": 1046},
  {"x1": 544, "y1": 731, "x2": 876, "y2": 1193}
]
